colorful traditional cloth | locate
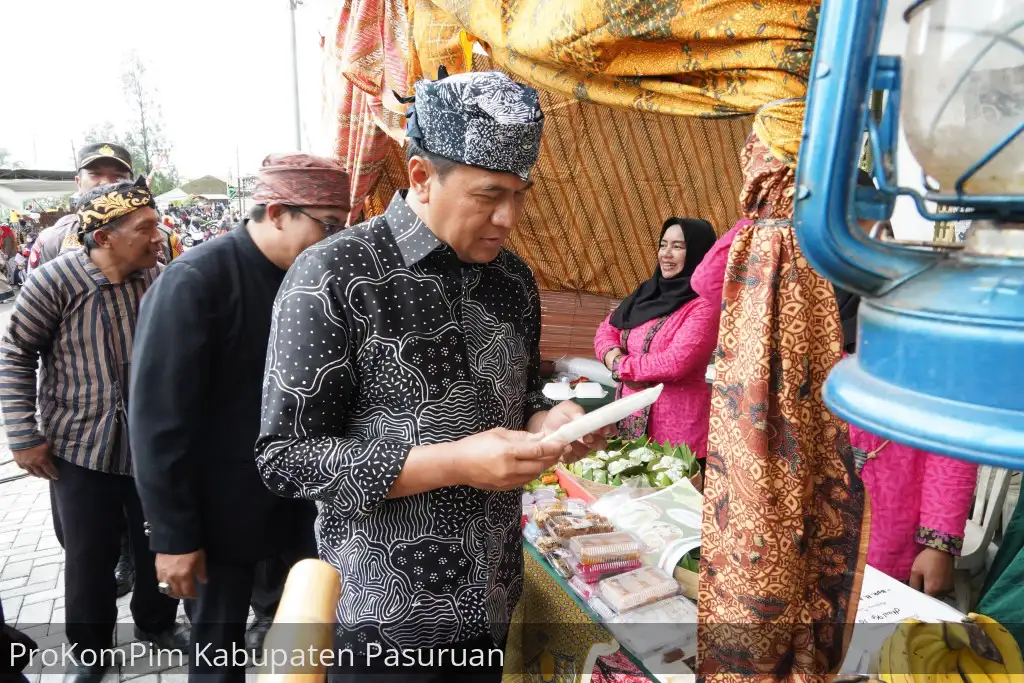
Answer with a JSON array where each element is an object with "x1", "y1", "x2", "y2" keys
[
  {"x1": 250, "y1": 153, "x2": 351, "y2": 210},
  {"x1": 406, "y1": 70, "x2": 545, "y2": 180},
  {"x1": 697, "y1": 133, "x2": 869, "y2": 682},
  {"x1": 322, "y1": 0, "x2": 413, "y2": 222},
  {"x1": 739, "y1": 133, "x2": 797, "y2": 221},
  {"x1": 590, "y1": 651, "x2": 653, "y2": 683},
  {"x1": 412, "y1": 0, "x2": 819, "y2": 164},
  {"x1": 76, "y1": 177, "x2": 156, "y2": 238},
  {"x1": 851, "y1": 427, "x2": 976, "y2": 582},
  {"x1": 502, "y1": 549, "x2": 640, "y2": 683}
]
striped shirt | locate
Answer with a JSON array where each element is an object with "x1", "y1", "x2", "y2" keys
[{"x1": 0, "y1": 249, "x2": 159, "y2": 475}]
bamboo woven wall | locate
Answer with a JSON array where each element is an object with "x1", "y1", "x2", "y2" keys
[
  {"x1": 538, "y1": 291, "x2": 620, "y2": 361},
  {"x1": 364, "y1": 60, "x2": 751, "y2": 360}
]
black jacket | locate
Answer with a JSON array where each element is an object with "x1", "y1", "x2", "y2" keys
[
  {"x1": 834, "y1": 284, "x2": 861, "y2": 354},
  {"x1": 129, "y1": 224, "x2": 315, "y2": 562}
]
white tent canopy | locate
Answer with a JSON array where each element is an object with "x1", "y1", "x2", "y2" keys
[
  {"x1": 0, "y1": 174, "x2": 77, "y2": 212},
  {"x1": 154, "y1": 188, "x2": 190, "y2": 206}
]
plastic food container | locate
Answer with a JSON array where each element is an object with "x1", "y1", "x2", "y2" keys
[
  {"x1": 543, "y1": 382, "x2": 575, "y2": 402},
  {"x1": 588, "y1": 596, "x2": 617, "y2": 621},
  {"x1": 523, "y1": 521, "x2": 543, "y2": 546},
  {"x1": 533, "y1": 499, "x2": 588, "y2": 525},
  {"x1": 544, "y1": 513, "x2": 615, "y2": 543},
  {"x1": 534, "y1": 535, "x2": 562, "y2": 554},
  {"x1": 532, "y1": 487, "x2": 558, "y2": 502},
  {"x1": 572, "y1": 557, "x2": 643, "y2": 584},
  {"x1": 522, "y1": 493, "x2": 537, "y2": 527},
  {"x1": 598, "y1": 566, "x2": 679, "y2": 613},
  {"x1": 568, "y1": 574, "x2": 598, "y2": 601},
  {"x1": 544, "y1": 548, "x2": 575, "y2": 579},
  {"x1": 569, "y1": 531, "x2": 645, "y2": 565},
  {"x1": 574, "y1": 382, "x2": 608, "y2": 399},
  {"x1": 606, "y1": 596, "x2": 698, "y2": 659}
]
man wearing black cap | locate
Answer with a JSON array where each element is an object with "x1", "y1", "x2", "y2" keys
[
  {"x1": 28, "y1": 143, "x2": 134, "y2": 272},
  {"x1": 257, "y1": 71, "x2": 610, "y2": 681},
  {"x1": 26, "y1": 142, "x2": 139, "y2": 598},
  {"x1": 0, "y1": 179, "x2": 188, "y2": 682}
]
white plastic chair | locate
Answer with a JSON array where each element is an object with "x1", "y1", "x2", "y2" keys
[{"x1": 953, "y1": 466, "x2": 1012, "y2": 612}]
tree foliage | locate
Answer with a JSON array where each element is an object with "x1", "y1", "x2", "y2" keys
[
  {"x1": 149, "y1": 169, "x2": 180, "y2": 196},
  {"x1": 0, "y1": 148, "x2": 23, "y2": 169},
  {"x1": 26, "y1": 194, "x2": 74, "y2": 212},
  {"x1": 121, "y1": 52, "x2": 170, "y2": 176},
  {"x1": 81, "y1": 53, "x2": 179, "y2": 194}
]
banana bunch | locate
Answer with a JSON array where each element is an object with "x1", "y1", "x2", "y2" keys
[{"x1": 873, "y1": 614, "x2": 1023, "y2": 683}]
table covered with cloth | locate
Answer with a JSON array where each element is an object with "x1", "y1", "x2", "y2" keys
[{"x1": 502, "y1": 547, "x2": 659, "y2": 683}]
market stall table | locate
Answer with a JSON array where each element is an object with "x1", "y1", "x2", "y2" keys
[
  {"x1": 505, "y1": 466, "x2": 967, "y2": 683},
  {"x1": 501, "y1": 544, "x2": 660, "y2": 683}
]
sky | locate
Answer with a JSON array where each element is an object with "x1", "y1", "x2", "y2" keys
[
  {"x1": 1, "y1": 0, "x2": 938, "y2": 239},
  {"x1": 0, "y1": 0, "x2": 335, "y2": 182}
]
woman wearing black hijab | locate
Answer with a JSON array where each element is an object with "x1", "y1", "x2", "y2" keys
[{"x1": 594, "y1": 217, "x2": 720, "y2": 460}]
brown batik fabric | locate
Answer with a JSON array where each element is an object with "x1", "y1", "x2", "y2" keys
[{"x1": 697, "y1": 132, "x2": 870, "y2": 682}]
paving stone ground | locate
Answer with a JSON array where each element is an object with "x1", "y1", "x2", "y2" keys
[
  {"x1": 0, "y1": 301, "x2": 258, "y2": 682},
  {"x1": 0, "y1": 475, "x2": 199, "y2": 682}
]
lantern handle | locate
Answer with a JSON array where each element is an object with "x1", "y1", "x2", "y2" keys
[{"x1": 795, "y1": 0, "x2": 938, "y2": 298}]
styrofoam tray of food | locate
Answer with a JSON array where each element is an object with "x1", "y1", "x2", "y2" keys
[
  {"x1": 553, "y1": 357, "x2": 615, "y2": 387},
  {"x1": 542, "y1": 381, "x2": 609, "y2": 401}
]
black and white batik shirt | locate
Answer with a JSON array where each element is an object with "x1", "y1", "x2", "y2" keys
[{"x1": 257, "y1": 191, "x2": 552, "y2": 652}]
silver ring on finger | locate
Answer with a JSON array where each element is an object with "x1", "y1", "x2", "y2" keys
[{"x1": 157, "y1": 581, "x2": 173, "y2": 596}]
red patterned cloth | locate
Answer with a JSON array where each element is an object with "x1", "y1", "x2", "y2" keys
[
  {"x1": 697, "y1": 132, "x2": 869, "y2": 682},
  {"x1": 590, "y1": 651, "x2": 652, "y2": 683},
  {"x1": 251, "y1": 153, "x2": 351, "y2": 209},
  {"x1": 322, "y1": 0, "x2": 411, "y2": 223}
]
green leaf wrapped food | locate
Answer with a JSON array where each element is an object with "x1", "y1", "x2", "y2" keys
[
  {"x1": 652, "y1": 471, "x2": 675, "y2": 488},
  {"x1": 630, "y1": 446, "x2": 658, "y2": 464},
  {"x1": 607, "y1": 456, "x2": 645, "y2": 478},
  {"x1": 678, "y1": 549, "x2": 700, "y2": 573},
  {"x1": 622, "y1": 474, "x2": 649, "y2": 488},
  {"x1": 649, "y1": 454, "x2": 678, "y2": 472}
]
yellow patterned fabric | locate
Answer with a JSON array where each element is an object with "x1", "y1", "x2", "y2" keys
[
  {"x1": 411, "y1": 0, "x2": 819, "y2": 164},
  {"x1": 503, "y1": 549, "x2": 620, "y2": 683},
  {"x1": 365, "y1": 55, "x2": 752, "y2": 299}
]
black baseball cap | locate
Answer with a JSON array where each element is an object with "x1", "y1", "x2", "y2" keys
[{"x1": 76, "y1": 142, "x2": 133, "y2": 173}]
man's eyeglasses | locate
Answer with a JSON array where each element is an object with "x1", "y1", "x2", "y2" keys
[{"x1": 292, "y1": 207, "x2": 344, "y2": 236}]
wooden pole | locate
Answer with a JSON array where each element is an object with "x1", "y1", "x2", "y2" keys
[{"x1": 257, "y1": 559, "x2": 341, "y2": 683}]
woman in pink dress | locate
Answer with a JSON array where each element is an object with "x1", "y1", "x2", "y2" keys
[
  {"x1": 593, "y1": 218, "x2": 719, "y2": 461},
  {"x1": 835, "y1": 285, "x2": 978, "y2": 595}
]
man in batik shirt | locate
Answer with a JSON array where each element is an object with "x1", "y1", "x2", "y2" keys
[{"x1": 257, "y1": 70, "x2": 609, "y2": 682}]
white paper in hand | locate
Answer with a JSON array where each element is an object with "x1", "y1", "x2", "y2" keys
[{"x1": 541, "y1": 384, "x2": 664, "y2": 444}]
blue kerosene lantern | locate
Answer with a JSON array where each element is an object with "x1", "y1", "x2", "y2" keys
[{"x1": 795, "y1": 0, "x2": 1024, "y2": 468}]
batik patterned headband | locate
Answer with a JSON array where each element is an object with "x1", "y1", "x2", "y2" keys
[
  {"x1": 403, "y1": 69, "x2": 545, "y2": 182},
  {"x1": 77, "y1": 177, "x2": 157, "y2": 237}
]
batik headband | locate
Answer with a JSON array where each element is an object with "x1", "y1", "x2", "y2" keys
[
  {"x1": 402, "y1": 68, "x2": 545, "y2": 182},
  {"x1": 77, "y1": 176, "x2": 157, "y2": 238},
  {"x1": 250, "y1": 153, "x2": 351, "y2": 209}
]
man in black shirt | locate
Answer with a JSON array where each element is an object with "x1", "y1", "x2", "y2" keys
[
  {"x1": 129, "y1": 153, "x2": 351, "y2": 683},
  {"x1": 257, "y1": 71, "x2": 609, "y2": 681}
]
